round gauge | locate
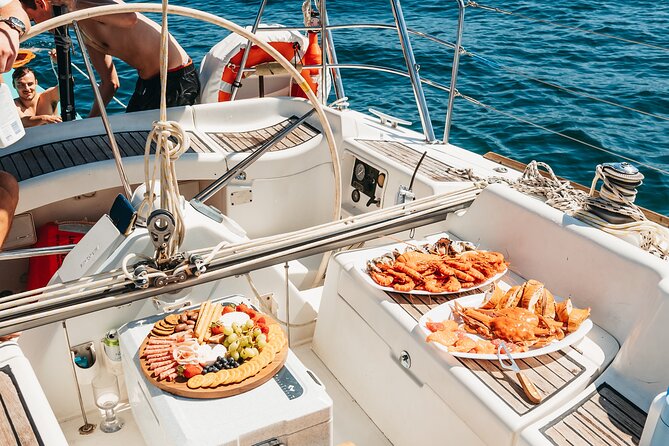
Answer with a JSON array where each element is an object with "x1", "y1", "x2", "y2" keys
[
  {"x1": 354, "y1": 163, "x2": 366, "y2": 181},
  {"x1": 351, "y1": 189, "x2": 361, "y2": 203}
]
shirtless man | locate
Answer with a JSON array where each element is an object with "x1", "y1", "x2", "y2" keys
[
  {"x1": 12, "y1": 66, "x2": 61, "y2": 127},
  {"x1": 19, "y1": 0, "x2": 199, "y2": 117}
]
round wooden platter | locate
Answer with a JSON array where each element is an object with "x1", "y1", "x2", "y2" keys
[{"x1": 139, "y1": 332, "x2": 288, "y2": 399}]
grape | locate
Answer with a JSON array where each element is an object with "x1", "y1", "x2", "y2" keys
[
  {"x1": 228, "y1": 340, "x2": 240, "y2": 353},
  {"x1": 249, "y1": 347, "x2": 259, "y2": 357},
  {"x1": 257, "y1": 334, "x2": 267, "y2": 344},
  {"x1": 252, "y1": 327, "x2": 262, "y2": 338},
  {"x1": 231, "y1": 351, "x2": 240, "y2": 361},
  {"x1": 240, "y1": 348, "x2": 249, "y2": 359},
  {"x1": 244, "y1": 319, "x2": 255, "y2": 330},
  {"x1": 227, "y1": 333, "x2": 238, "y2": 344},
  {"x1": 223, "y1": 326, "x2": 233, "y2": 336},
  {"x1": 257, "y1": 338, "x2": 267, "y2": 349}
]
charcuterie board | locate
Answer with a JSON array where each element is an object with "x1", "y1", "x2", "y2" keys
[{"x1": 138, "y1": 301, "x2": 288, "y2": 399}]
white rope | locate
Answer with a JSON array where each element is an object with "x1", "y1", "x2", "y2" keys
[
  {"x1": 301, "y1": 0, "x2": 314, "y2": 27},
  {"x1": 496, "y1": 160, "x2": 669, "y2": 260},
  {"x1": 135, "y1": 0, "x2": 190, "y2": 257}
]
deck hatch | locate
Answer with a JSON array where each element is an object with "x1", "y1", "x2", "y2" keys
[
  {"x1": 357, "y1": 139, "x2": 474, "y2": 182},
  {"x1": 540, "y1": 383, "x2": 647, "y2": 446},
  {"x1": 386, "y1": 290, "x2": 587, "y2": 415},
  {"x1": 0, "y1": 131, "x2": 213, "y2": 182},
  {"x1": 207, "y1": 116, "x2": 320, "y2": 153}
]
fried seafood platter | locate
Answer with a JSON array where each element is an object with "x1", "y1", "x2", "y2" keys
[
  {"x1": 419, "y1": 280, "x2": 593, "y2": 360},
  {"x1": 364, "y1": 237, "x2": 508, "y2": 294},
  {"x1": 139, "y1": 301, "x2": 287, "y2": 398}
]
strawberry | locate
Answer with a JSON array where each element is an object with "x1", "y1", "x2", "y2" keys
[
  {"x1": 210, "y1": 321, "x2": 225, "y2": 335},
  {"x1": 236, "y1": 303, "x2": 250, "y2": 314},
  {"x1": 258, "y1": 323, "x2": 269, "y2": 335},
  {"x1": 222, "y1": 305, "x2": 235, "y2": 315},
  {"x1": 177, "y1": 364, "x2": 203, "y2": 379},
  {"x1": 246, "y1": 308, "x2": 257, "y2": 319},
  {"x1": 254, "y1": 316, "x2": 266, "y2": 325}
]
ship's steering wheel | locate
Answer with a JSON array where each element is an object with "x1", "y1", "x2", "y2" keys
[{"x1": 24, "y1": 4, "x2": 342, "y2": 222}]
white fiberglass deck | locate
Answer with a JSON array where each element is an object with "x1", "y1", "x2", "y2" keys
[{"x1": 57, "y1": 344, "x2": 390, "y2": 446}]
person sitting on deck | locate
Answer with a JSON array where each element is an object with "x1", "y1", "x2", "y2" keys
[
  {"x1": 12, "y1": 66, "x2": 61, "y2": 127},
  {"x1": 19, "y1": 0, "x2": 200, "y2": 117}
]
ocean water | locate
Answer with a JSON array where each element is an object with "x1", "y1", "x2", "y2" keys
[{"x1": 22, "y1": 0, "x2": 669, "y2": 215}]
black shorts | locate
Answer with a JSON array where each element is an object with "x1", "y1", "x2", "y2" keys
[{"x1": 126, "y1": 62, "x2": 200, "y2": 113}]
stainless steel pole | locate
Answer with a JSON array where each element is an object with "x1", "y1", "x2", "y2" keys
[
  {"x1": 321, "y1": 1, "x2": 346, "y2": 105},
  {"x1": 229, "y1": 0, "x2": 268, "y2": 101},
  {"x1": 443, "y1": 0, "x2": 466, "y2": 144},
  {"x1": 319, "y1": 0, "x2": 328, "y2": 104},
  {"x1": 72, "y1": 21, "x2": 132, "y2": 198},
  {"x1": 389, "y1": 0, "x2": 436, "y2": 142}
]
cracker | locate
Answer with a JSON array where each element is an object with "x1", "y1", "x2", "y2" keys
[
  {"x1": 187, "y1": 374, "x2": 205, "y2": 389},
  {"x1": 223, "y1": 368, "x2": 240, "y2": 385},
  {"x1": 164, "y1": 314, "x2": 179, "y2": 325},
  {"x1": 200, "y1": 372, "x2": 217, "y2": 388},
  {"x1": 212, "y1": 370, "x2": 228, "y2": 388}
]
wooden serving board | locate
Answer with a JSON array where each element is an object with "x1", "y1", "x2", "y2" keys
[{"x1": 139, "y1": 332, "x2": 288, "y2": 399}]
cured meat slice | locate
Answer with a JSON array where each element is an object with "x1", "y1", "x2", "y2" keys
[
  {"x1": 158, "y1": 367, "x2": 177, "y2": 381},
  {"x1": 147, "y1": 339, "x2": 176, "y2": 345},
  {"x1": 146, "y1": 351, "x2": 172, "y2": 359},
  {"x1": 149, "y1": 359, "x2": 174, "y2": 369},
  {"x1": 153, "y1": 362, "x2": 177, "y2": 375},
  {"x1": 165, "y1": 373, "x2": 178, "y2": 382}
]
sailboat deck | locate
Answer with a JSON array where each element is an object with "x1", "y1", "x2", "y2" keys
[
  {"x1": 386, "y1": 291, "x2": 587, "y2": 412},
  {"x1": 540, "y1": 384, "x2": 647, "y2": 446},
  {"x1": 1, "y1": 115, "x2": 324, "y2": 184},
  {"x1": 0, "y1": 131, "x2": 215, "y2": 182}
]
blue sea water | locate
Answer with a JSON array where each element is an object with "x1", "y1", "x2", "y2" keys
[{"x1": 21, "y1": 0, "x2": 669, "y2": 215}]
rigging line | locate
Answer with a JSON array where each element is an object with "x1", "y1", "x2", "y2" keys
[
  {"x1": 457, "y1": 92, "x2": 669, "y2": 177},
  {"x1": 463, "y1": 51, "x2": 669, "y2": 122},
  {"x1": 466, "y1": 1, "x2": 669, "y2": 53}
]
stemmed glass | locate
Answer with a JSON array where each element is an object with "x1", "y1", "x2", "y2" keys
[{"x1": 91, "y1": 371, "x2": 124, "y2": 433}]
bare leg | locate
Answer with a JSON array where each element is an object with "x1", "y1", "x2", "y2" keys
[{"x1": 0, "y1": 171, "x2": 18, "y2": 248}]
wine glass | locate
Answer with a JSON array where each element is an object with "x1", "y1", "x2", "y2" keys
[{"x1": 91, "y1": 371, "x2": 124, "y2": 433}]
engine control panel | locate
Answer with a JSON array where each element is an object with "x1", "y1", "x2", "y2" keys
[{"x1": 350, "y1": 158, "x2": 385, "y2": 207}]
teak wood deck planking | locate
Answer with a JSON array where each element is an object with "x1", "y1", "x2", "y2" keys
[
  {"x1": 207, "y1": 116, "x2": 320, "y2": 153},
  {"x1": 386, "y1": 290, "x2": 585, "y2": 414},
  {"x1": 358, "y1": 139, "x2": 473, "y2": 182},
  {"x1": 0, "y1": 131, "x2": 215, "y2": 183},
  {"x1": 541, "y1": 384, "x2": 647, "y2": 446}
]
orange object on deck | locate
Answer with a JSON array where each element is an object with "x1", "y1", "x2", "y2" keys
[{"x1": 292, "y1": 31, "x2": 322, "y2": 98}]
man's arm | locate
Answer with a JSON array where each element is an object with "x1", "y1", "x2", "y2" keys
[
  {"x1": 20, "y1": 114, "x2": 62, "y2": 127},
  {"x1": 55, "y1": 0, "x2": 137, "y2": 27},
  {"x1": 0, "y1": 0, "x2": 30, "y2": 73},
  {"x1": 86, "y1": 46, "x2": 118, "y2": 117},
  {"x1": 0, "y1": 171, "x2": 18, "y2": 247}
]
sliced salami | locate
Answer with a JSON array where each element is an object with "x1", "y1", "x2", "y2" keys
[
  {"x1": 158, "y1": 367, "x2": 177, "y2": 381},
  {"x1": 149, "y1": 359, "x2": 174, "y2": 370},
  {"x1": 153, "y1": 362, "x2": 177, "y2": 375},
  {"x1": 147, "y1": 339, "x2": 176, "y2": 345},
  {"x1": 146, "y1": 352, "x2": 172, "y2": 359}
]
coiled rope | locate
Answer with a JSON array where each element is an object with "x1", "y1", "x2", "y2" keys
[
  {"x1": 488, "y1": 161, "x2": 668, "y2": 260},
  {"x1": 135, "y1": 0, "x2": 190, "y2": 257}
]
